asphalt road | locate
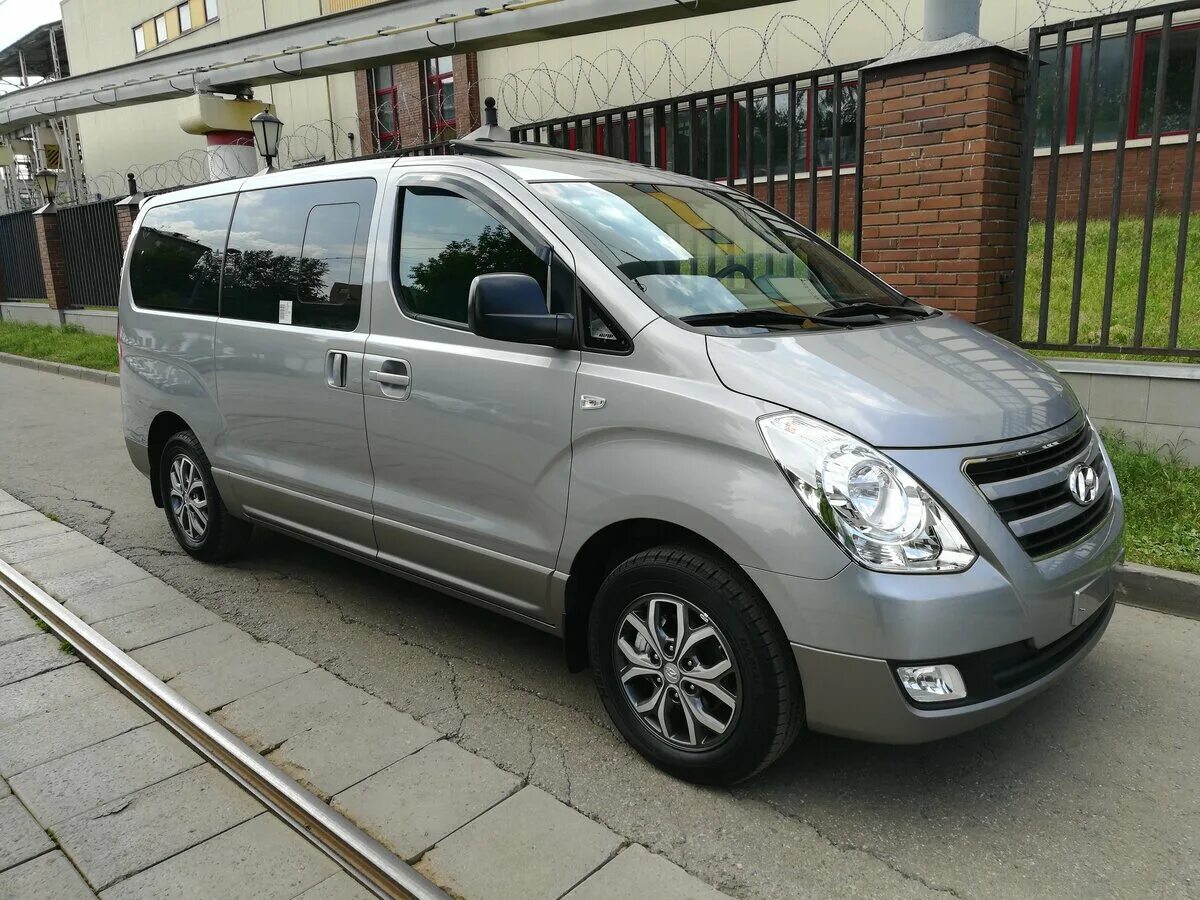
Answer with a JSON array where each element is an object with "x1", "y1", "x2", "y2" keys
[{"x1": 0, "y1": 362, "x2": 1196, "y2": 899}]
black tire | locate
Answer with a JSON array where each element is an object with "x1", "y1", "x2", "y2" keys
[
  {"x1": 158, "y1": 430, "x2": 252, "y2": 562},
  {"x1": 588, "y1": 545, "x2": 804, "y2": 784}
]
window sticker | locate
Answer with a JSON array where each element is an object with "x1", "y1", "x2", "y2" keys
[{"x1": 278, "y1": 300, "x2": 293, "y2": 325}]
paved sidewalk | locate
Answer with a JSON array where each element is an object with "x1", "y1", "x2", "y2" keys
[{"x1": 0, "y1": 491, "x2": 730, "y2": 900}]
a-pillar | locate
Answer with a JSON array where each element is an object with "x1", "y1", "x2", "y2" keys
[{"x1": 859, "y1": 37, "x2": 1026, "y2": 336}]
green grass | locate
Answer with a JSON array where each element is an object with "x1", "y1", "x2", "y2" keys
[
  {"x1": 1023, "y1": 215, "x2": 1200, "y2": 359},
  {"x1": 0, "y1": 320, "x2": 118, "y2": 372},
  {"x1": 1104, "y1": 430, "x2": 1200, "y2": 575}
]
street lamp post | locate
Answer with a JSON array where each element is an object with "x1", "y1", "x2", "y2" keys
[
  {"x1": 34, "y1": 167, "x2": 58, "y2": 208},
  {"x1": 250, "y1": 108, "x2": 283, "y2": 172}
]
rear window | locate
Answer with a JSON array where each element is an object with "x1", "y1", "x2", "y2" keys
[
  {"x1": 129, "y1": 195, "x2": 234, "y2": 316},
  {"x1": 221, "y1": 179, "x2": 376, "y2": 331}
]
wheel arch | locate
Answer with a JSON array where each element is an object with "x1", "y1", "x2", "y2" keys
[
  {"x1": 147, "y1": 411, "x2": 194, "y2": 508},
  {"x1": 562, "y1": 518, "x2": 754, "y2": 673}
]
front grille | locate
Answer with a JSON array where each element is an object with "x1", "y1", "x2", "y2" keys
[{"x1": 964, "y1": 424, "x2": 1112, "y2": 558}]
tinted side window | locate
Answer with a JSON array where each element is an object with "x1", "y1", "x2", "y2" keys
[
  {"x1": 396, "y1": 187, "x2": 547, "y2": 324},
  {"x1": 130, "y1": 195, "x2": 234, "y2": 315},
  {"x1": 222, "y1": 179, "x2": 375, "y2": 331}
]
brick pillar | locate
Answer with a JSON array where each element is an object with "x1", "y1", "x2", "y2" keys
[
  {"x1": 33, "y1": 206, "x2": 72, "y2": 311},
  {"x1": 859, "y1": 43, "x2": 1025, "y2": 336},
  {"x1": 354, "y1": 70, "x2": 378, "y2": 156},
  {"x1": 115, "y1": 196, "x2": 141, "y2": 252}
]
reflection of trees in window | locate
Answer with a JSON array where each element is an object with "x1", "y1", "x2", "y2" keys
[
  {"x1": 403, "y1": 225, "x2": 545, "y2": 323},
  {"x1": 132, "y1": 228, "x2": 222, "y2": 314}
]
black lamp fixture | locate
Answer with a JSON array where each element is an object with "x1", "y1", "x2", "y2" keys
[
  {"x1": 34, "y1": 167, "x2": 58, "y2": 205},
  {"x1": 250, "y1": 107, "x2": 283, "y2": 170}
]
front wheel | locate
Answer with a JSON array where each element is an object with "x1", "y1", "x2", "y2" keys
[
  {"x1": 588, "y1": 546, "x2": 804, "y2": 784},
  {"x1": 159, "y1": 431, "x2": 252, "y2": 562}
]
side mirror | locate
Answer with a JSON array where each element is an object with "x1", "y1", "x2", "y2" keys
[{"x1": 467, "y1": 273, "x2": 574, "y2": 348}]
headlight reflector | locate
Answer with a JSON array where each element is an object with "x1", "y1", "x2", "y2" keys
[{"x1": 758, "y1": 412, "x2": 975, "y2": 573}]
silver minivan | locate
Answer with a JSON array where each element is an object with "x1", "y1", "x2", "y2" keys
[{"x1": 119, "y1": 140, "x2": 1123, "y2": 783}]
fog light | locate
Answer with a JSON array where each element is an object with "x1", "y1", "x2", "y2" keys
[{"x1": 897, "y1": 664, "x2": 967, "y2": 702}]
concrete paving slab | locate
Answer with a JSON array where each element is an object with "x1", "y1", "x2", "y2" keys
[
  {"x1": 0, "y1": 778, "x2": 9, "y2": 799},
  {"x1": 0, "y1": 794, "x2": 53, "y2": 871},
  {"x1": 15, "y1": 544, "x2": 120, "y2": 582},
  {"x1": 0, "y1": 633, "x2": 74, "y2": 686},
  {"x1": 0, "y1": 664, "x2": 107, "y2": 729},
  {"x1": 130, "y1": 622, "x2": 257, "y2": 681},
  {"x1": 268, "y1": 696, "x2": 439, "y2": 798},
  {"x1": 294, "y1": 872, "x2": 375, "y2": 900},
  {"x1": 11, "y1": 723, "x2": 200, "y2": 826},
  {"x1": 99, "y1": 813, "x2": 338, "y2": 900},
  {"x1": 39, "y1": 559, "x2": 153, "y2": 604},
  {"x1": 55, "y1": 765, "x2": 262, "y2": 891},
  {"x1": 166, "y1": 641, "x2": 315, "y2": 712},
  {"x1": 0, "y1": 606, "x2": 40, "y2": 646},
  {"x1": 565, "y1": 844, "x2": 732, "y2": 900},
  {"x1": 213, "y1": 667, "x2": 372, "y2": 752},
  {"x1": 0, "y1": 691, "x2": 152, "y2": 778},
  {"x1": 90, "y1": 599, "x2": 220, "y2": 651},
  {"x1": 333, "y1": 740, "x2": 521, "y2": 863},
  {"x1": 0, "y1": 530, "x2": 97, "y2": 566},
  {"x1": 417, "y1": 786, "x2": 622, "y2": 900},
  {"x1": 0, "y1": 498, "x2": 32, "y2": 516},
  {"x1": 0, "y1": 510, "x2": 48, "y2": 531},
  {"x1": 0, "y1": 521, "x2": 70, "y2": 548},
  {"x1": 0, "y1": 850, "x2": 97, "y2": 900},
  {"x1": 67, "y1": 578, "x2": 191, "y2": 625}
]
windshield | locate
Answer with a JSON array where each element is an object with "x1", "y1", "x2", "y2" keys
[{"x1": 531, "y1": 180, "x2": 924, "y2": 332}]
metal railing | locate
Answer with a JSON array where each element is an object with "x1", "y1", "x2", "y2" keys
[
  {"x1": 57, "y1": 197, "x2": 123, "y2": 309},
  {"x1": 1013, "y1": 0, "x2": 1200, "y2": 358},
  {"x1": 0, "y1": 209, "x2": 47, "y2": 301},
  {"x1": 511, "y1": 60, "x2": 872, "y2": 260}
]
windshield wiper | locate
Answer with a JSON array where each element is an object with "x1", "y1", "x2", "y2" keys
[
  {"x1": 819, "y1": 300, "x2": 936, "y2": 319},
  {"x1": 680, "y1": 309, "x2": 819, "y2": 329}
]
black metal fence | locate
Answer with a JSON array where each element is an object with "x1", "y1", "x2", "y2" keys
[
  {"x1": 57, "y1": 197, "x2": 123, "y2": 310},
  {"x1": 0, "y1": 209, "x2": 46, "y2": 300},
  {"x1": 1014, "y1": 0, "x2": 1200, "y2": 357},
  {"x1": 512, "y1": 60, "x2": 872, "y2": 260}
]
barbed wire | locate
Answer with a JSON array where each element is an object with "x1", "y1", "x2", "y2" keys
[{"x1": 10, "y1": 0, "x2": 1176, "y2": 206}]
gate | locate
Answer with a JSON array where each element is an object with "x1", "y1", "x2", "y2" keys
[
  {"x1": 57, "y1": 197, "x2": 123, "y2": 309},
  {"x1": 512, "y1": 60, "x2": 871, "y2": 260},
  {"x1": 0, "y1": 209, "x2": 46, "y2": 300},
  {"x1": 1013, "y1": 0, "x2": 1200, "y2": 357}
]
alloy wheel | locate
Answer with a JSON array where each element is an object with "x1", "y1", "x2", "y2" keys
[
  {"x1": 614, "y1": 593, "x2": 740, "y2": 750},
  {"x1": 168, "y1": 454, "x2": 209, "y2": 544}
]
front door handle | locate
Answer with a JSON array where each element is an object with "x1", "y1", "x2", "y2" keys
[{"x1": 367, "y1": 358, "x2": 412, "y2": 400}]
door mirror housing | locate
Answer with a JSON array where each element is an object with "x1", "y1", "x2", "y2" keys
[{"x1": 467, "y1": 273, "x2": 574, "y2": 348}]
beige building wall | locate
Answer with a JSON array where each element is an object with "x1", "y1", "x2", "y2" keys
[{"x1": 61, "y1": 0, "x2": 362, "y2": 193}]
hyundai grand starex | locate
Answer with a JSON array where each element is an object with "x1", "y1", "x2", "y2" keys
[{"x1": 118, "y1": 140, "x2": 1123, "y2": 783}]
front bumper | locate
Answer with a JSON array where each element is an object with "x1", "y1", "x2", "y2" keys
[{"x1": 791, "y1": 596, "x2": 1115, "y2": 743}]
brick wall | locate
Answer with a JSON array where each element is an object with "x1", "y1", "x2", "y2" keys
[
  {"x1": 354, "y1": 70, "x2": 377, "y2": 156},
  {"x1": 859, "y1": 48, "x2": 1026, "y2": 336},
  {"x1": 1030, "y1": 142, "x2": 1200, "y2": 221},
  {"x1": 33, "y1": 210, "x2": 71, "y2": 310}
]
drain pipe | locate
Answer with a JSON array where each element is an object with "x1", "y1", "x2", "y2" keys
[{"x1": 924, "y1": 0, "x2": 981, "y2": 40}]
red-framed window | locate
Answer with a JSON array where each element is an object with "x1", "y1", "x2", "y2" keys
[
  {"x1": 425, "y1": 55, "x2": 456, "y2": 141},
  {"x1": 547, "y1": 80, "x2": 858, "y2": 184},
  {"x1": 372, "y1": 66, "x2": 400, "y2": 150},
  {"x1": 1036, "y1": 22, "x2": 1200, "y2": 146}
]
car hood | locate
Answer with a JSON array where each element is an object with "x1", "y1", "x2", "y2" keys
[{"x1": 705, "y1": 315, "x2": 1080, "y2": 448}]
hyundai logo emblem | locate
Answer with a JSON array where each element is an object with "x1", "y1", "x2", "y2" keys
[{"x1": 1068, "y1": 463, "x2": 1099, "y2": 506}]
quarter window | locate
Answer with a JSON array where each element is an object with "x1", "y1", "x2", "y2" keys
[
  {"x1": 222, "y1": 180, "x2": 376, "y2": 331},
  {"x1": 396, "y1": 187, "x2": 547, "y2": 325},
  {"x1": 129, "y1": 195, "x2": 235, "y2": 316}
]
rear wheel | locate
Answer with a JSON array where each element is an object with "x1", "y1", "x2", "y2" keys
[
  {"x1": 588, "y1": 546, "x2": 804, "y2": 784},
  {"x1": 159, "y1": 431, "x2": 251, "y2": 562}
]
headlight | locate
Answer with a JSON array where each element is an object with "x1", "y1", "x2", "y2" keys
[{"x1": 758, "y1": 412, "x2": 976, "y2": 573}]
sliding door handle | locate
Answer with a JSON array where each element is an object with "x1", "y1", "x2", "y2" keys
[{"x1": 369, "y1": 370, "x2": 410, "y2": 388}]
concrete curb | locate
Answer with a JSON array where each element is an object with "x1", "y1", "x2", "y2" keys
[
  {"x1": 0, "y1": 351, "x2": 119, "y2": 386},
  {"x1": 1118, "y1": 563, "x2": 1200, "y2": 620}
]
